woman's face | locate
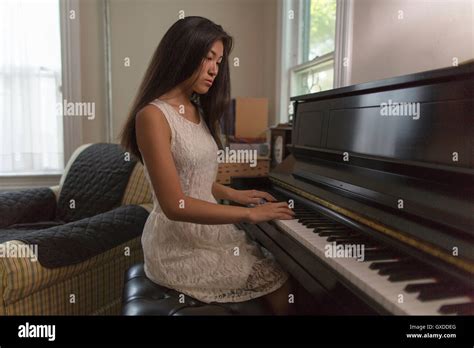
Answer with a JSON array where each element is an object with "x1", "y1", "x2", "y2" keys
[{"x1": 191, "y1": 40, "x2": 224, "y2": 94}]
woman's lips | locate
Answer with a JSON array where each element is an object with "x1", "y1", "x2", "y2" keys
[{"x1": 204, "y1": 80, "x2": 213, "y2": 86}]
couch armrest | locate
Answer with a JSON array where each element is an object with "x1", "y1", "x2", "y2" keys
[
  {"x1": 14, "y1": 204, "x2": 149, "y2": 268},
  {"x1": 0, "y1": 237, "x2": 144, "y2": 312},
  {"x1": 49, "y1": 185, "x2": 60, "y2": 201},
  {"x1": 0, "y1": 188, "x2": 57, "y2": 228}
]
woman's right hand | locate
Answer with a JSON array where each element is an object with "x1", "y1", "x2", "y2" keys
[{"x1": 245, "y1": 201, "x2": 295, "y2": 224}]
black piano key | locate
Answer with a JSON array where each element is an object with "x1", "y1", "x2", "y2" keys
[
  {"x1": 292, "y1": 208, "x2": 310, "y2": 213},
  {"x1": 326, "y1": 235, "x2": 360, "y2": 242},
  {"x1": 298, "y1": 218, "x2": 331, "y2": 223},
  {"x1": 376, "y1": 260, "x2": 428, "y2": 276},
  {"x1": 405, "y1": 281, "x2": 443, "y2": 293},
  {"x1": 299, "y1": 218, "x2": 332, "y2": 223},
  {"x1": 302, "y1": 220, "x2": 337, "y2": 225},
  {"x1": 363, "y1": 249, "x2": 400, "y2": 262},
  {"x1": 295, "y1": 213, "x2": 325, "y2": 217},
  {"x1": 302, "y1": 220, "x2": 340, "y2": 228},
  {"x1": 419, "y1": 290, "x2": 469, "y2": 302},
  {"x1": 311, "y1": 227, "x2": 349, "y2": 233},
  {"x1": 438, "y1": 302, "x2": 474, "y2": 315},
  {"x1": 387, "y1": 269, "x2": 435, "y2": 282},
  {"x1": 295, "y1": 213, "x2": 324, "y2": 217},
  {"x1": 302, "y1": 222, "x2": 335, "y2": 227},
  {"x1": 326, "y1": 236, "x2": 347, "y2": 242},
  {"x1": 299, "y1": 218, "x2": 331, "y2": 222},
  {"x1": 369, "y1": 259, "x2": 413, "y2": 271},
  {"x1": 333, "y1": 238, "x2": 380, "y2": 247},
  {"x1": 299, "y1": 216, "x2": 331, "y2": 221},
  {"x1": 311, "y1": 225, "x2": 348, "y2": 230},
  {"x1": 405, "y1": 280, "x2": 471, "y2": 299},
  {"x1": 379, "y1": 266, "x2": 415, "y2": 276},
  {"x1": 293, "y1": 211, "x2": 311, "y2": 215},
  {"x1": 318, "y1": 230, "x2": 358, "y2": 237},
  {"x1": 325, "y1": 235, "x2": 371, "y2": 243}
]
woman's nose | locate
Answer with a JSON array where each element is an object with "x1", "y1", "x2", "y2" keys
[{"x1": 209, "y1": 63, "x2": 218, "y2": 75}]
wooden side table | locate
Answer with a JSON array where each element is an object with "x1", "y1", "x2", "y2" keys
[{"x1": 216, "y1": 157, "x2": 270, "y2": 185}]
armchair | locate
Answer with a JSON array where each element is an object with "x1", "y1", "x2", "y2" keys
[{"x1": 0, "y1": 143, "x2": 153, "y2": 315}]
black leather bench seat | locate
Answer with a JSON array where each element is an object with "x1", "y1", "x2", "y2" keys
[{"x1": 121, "y1": 263, "x2": 273, "y2": 316}]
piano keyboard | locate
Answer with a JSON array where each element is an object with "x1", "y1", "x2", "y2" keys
[{"x1": 268, "y1": 194, "x2": 474, "y2": 315}]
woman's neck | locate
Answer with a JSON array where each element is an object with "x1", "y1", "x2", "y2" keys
[{"x1": 160, "y1": 86, "x2": 195, "y2": 108}]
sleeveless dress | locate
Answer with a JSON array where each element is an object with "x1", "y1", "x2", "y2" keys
[{"x1": 141, "y1": 98, "x2": 289, "y2": 304}]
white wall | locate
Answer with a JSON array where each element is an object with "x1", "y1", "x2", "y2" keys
[
  {"x1": 350, "y1": 0, "x2": 474, "y2": 84},
  {"x1": 77, "y1": 0, "x2": 474, "y2": 144},
  {"x1": 108, "y1": 0, "x2": 278, "y2": 142}
]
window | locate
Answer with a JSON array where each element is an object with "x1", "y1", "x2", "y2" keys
[
  {"x1": 0, "y1": 0, "x2": 64, "y2": 175},
  {"x1": 292, "y1": 0, "x2": 337, "y2": 96}
]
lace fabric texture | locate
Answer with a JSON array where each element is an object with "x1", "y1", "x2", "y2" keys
[{"x1": 141, "y1": 99, "x2": 289, "y2": 303}]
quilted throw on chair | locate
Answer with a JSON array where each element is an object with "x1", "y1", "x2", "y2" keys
[{"x1": 0, "y1": 143, "x2": 149, "y2": 268}]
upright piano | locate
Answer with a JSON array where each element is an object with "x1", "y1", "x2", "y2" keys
[{"x1": 233, "y1": 62, "x2": 474, "y2": 315}]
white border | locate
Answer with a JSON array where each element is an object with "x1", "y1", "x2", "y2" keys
[
  {"x1": 334, "y1": 0, "x2": 354, "y2": 87},
  {"x1": 60, "y1": 0, "x2": 83, "y2": 165}
]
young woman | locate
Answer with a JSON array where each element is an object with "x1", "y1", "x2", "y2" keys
[{"x1": 120, "y1": 16, "x2": 295, "y2": 315}]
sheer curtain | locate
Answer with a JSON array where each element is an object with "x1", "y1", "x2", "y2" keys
[{"x1": 0, "y1": 0, "x2": 64, "y2": 175}]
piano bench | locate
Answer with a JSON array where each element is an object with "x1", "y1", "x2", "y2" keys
[{"x1": 121, "y1": 263, "x2": 272, "y2": 316}]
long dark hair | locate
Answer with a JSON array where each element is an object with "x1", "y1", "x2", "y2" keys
[{"x1": 119, "y1": 16, "x2": 233, "y2": 164}]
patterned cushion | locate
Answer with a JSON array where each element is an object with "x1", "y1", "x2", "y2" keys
[
  {"x1": 8, "y1": 205, "x2": 149, "y2": 268},
  {"x1": 56, "y1": 143, "x2": 137, "y2": 222},
  {"x1": 0, "y1": 188, "x2": 56, "y2": 228},
  {"x1": 0, "y1": 236, "x2": 143, "y2": 313},
  {"x1": 121, "y1": 162, "x2": 153, "y2": 207}
]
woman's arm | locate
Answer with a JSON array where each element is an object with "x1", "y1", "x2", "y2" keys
[
  {"x1": 211, "y1": 182, "x2": 235, "y2": 201},
  {"x1": 135, "y1": 105, "x2": 294, "y2": 225},
  {"x1": 212, "y1": 182, "x2": 278, "y2": 206}
]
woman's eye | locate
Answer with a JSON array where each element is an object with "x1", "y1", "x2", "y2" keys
[{"x1": 205, "y1": 57, "x2": 221, "y2": 66}]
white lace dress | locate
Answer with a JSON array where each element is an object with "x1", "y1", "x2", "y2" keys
[{"x1": 141, "y1": 98, "x2": 289, "y2": 304}]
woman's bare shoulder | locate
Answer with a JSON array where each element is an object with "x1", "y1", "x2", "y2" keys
[
  {"x1": 135, "y1": 104, "x2": 172, "y2": 142},
  {"x1": 136, "y1": 104, "x2": 171, "y2": 133}
]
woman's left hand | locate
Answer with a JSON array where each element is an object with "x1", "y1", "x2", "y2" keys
[{"x1": 230, "y1": 189, "x2": 277, "y2": 206}]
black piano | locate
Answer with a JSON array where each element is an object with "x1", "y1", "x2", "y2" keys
[{"x1": 233, "y1": 62, "x2": 474, "y2": 315}]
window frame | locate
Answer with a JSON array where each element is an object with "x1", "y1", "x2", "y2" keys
[
  {"x1": 0, "y1": 0, "x2": 83, "y2": 190},
  {"x1": 276, "y1": 0, "x2": 353, "y2": 123},
  {"x1": 60, "y1": 0, "x2": 83, "y2": 169},
  {"x1": 290, "y1": 51, "x2": 335, "y2": 97}
]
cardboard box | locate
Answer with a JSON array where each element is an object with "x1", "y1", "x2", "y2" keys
[{"x1": 234, "y1": 97, "x2": 268, "y2": 138}]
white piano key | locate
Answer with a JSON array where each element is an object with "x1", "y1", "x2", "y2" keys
[{"x1": 273, "y1": 217, "x2": 466, "y2": 315}]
